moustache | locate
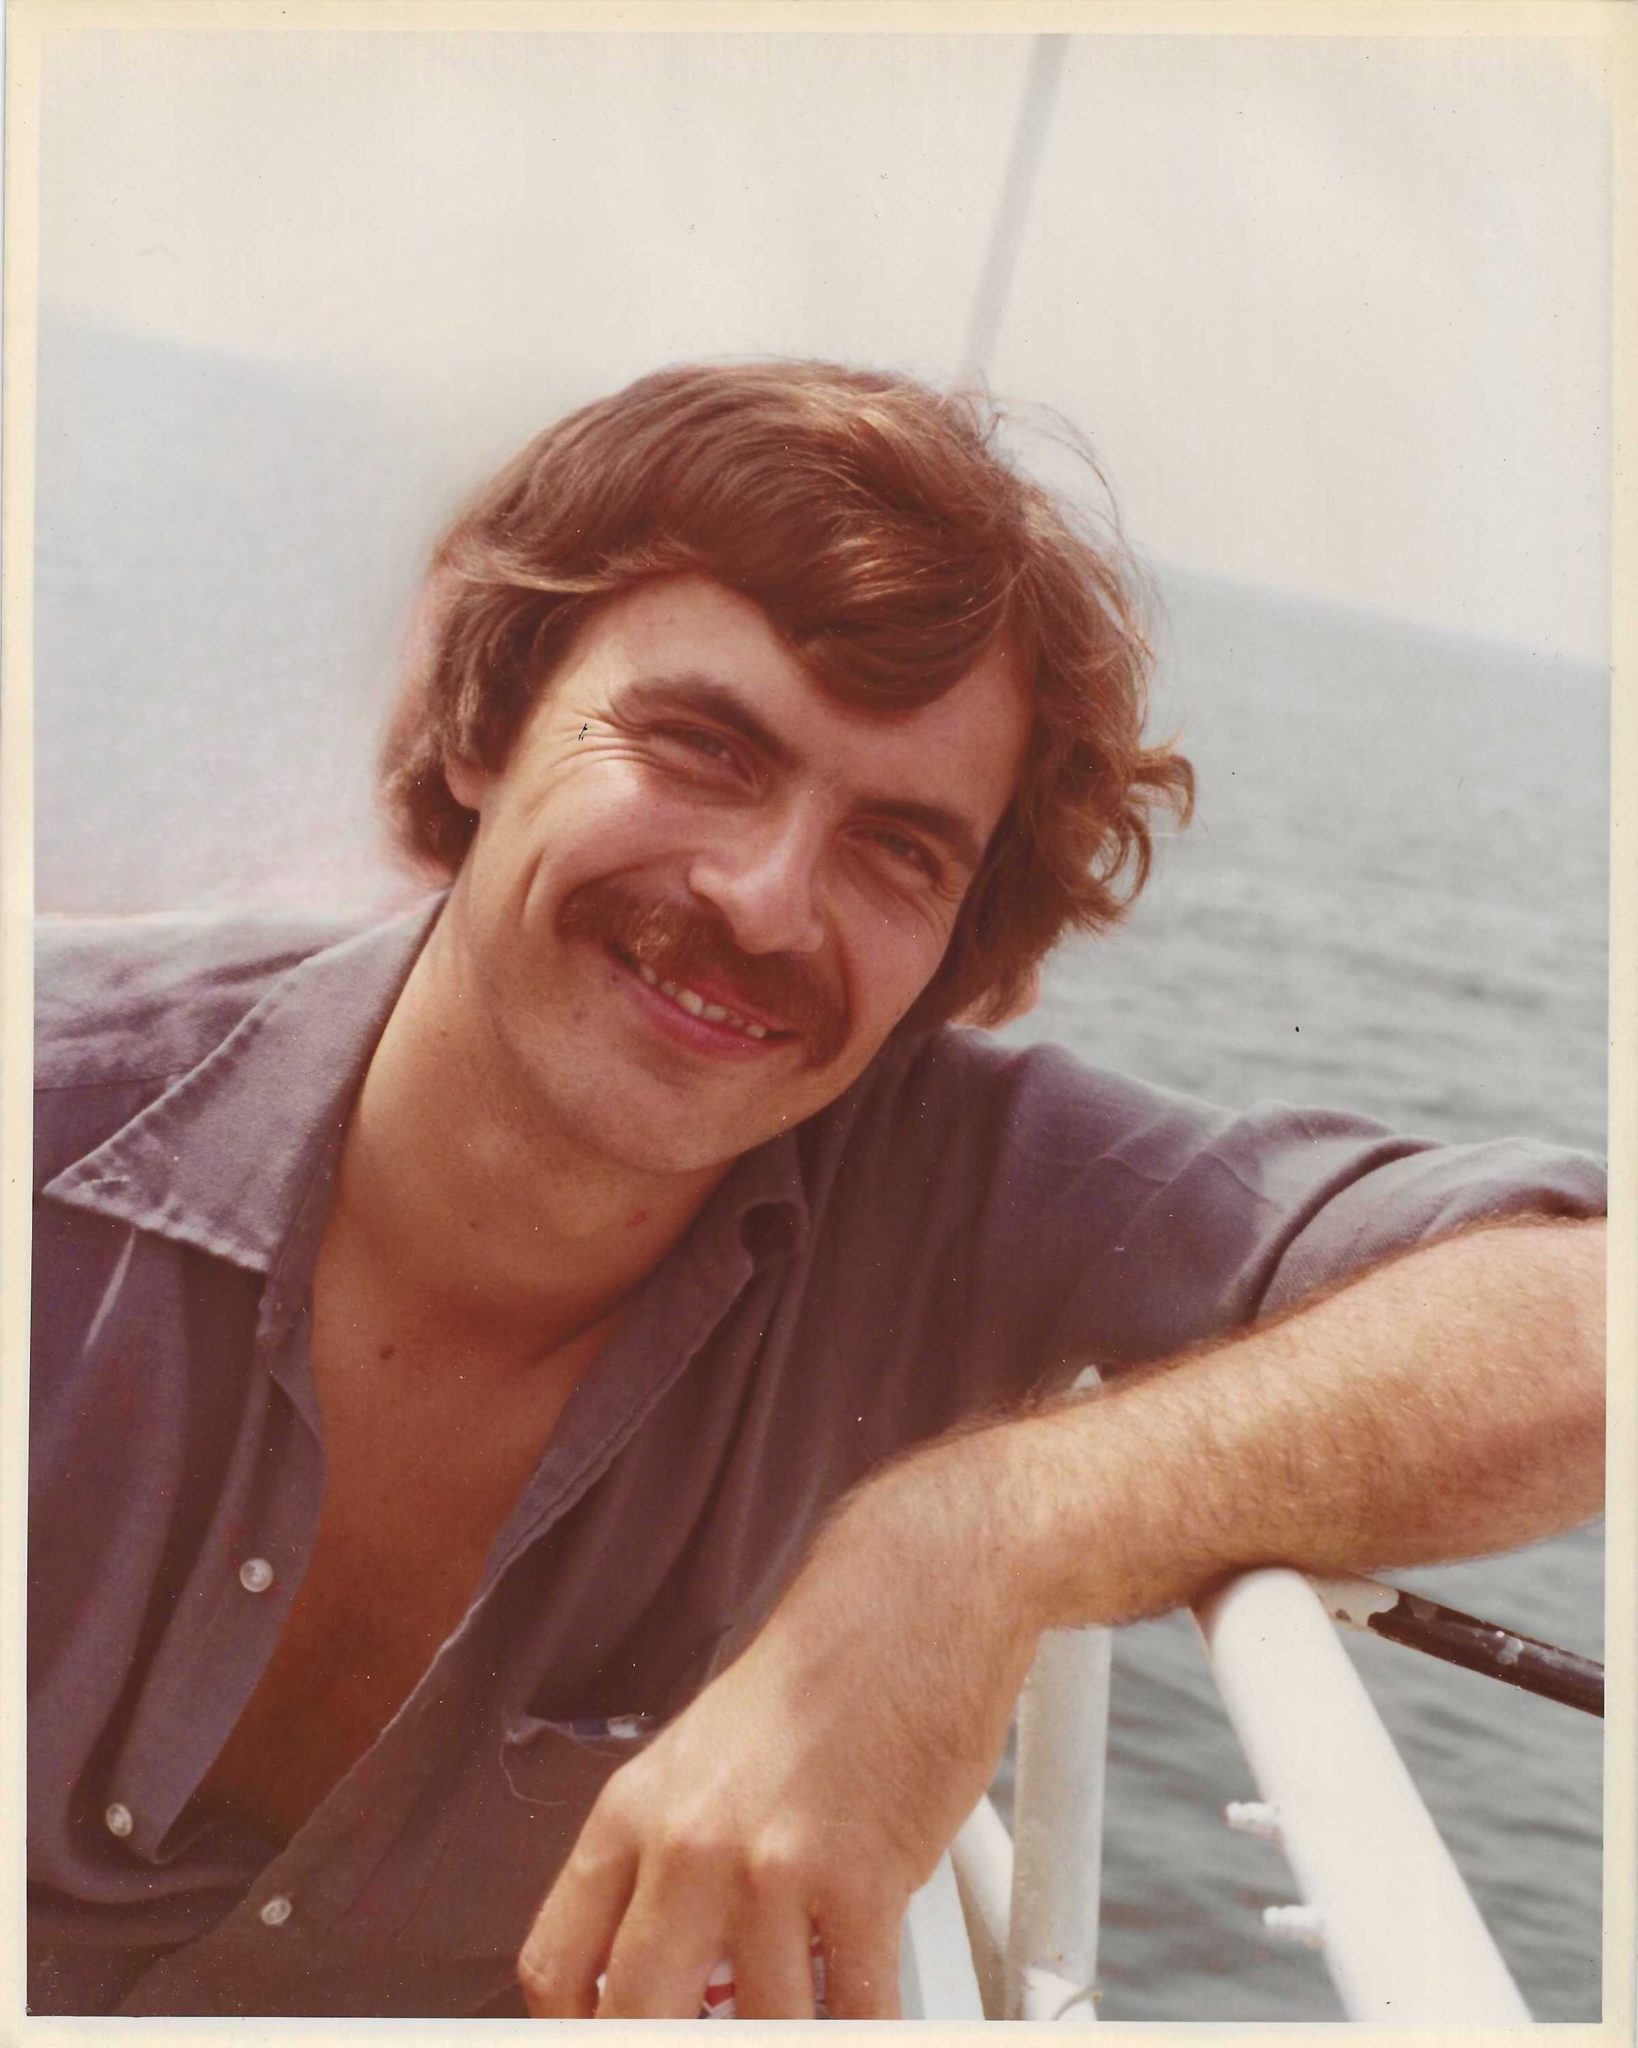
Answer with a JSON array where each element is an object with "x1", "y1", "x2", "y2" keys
[{"x1": 558, "y1": 878, "x2": 851, "y2": 1068}]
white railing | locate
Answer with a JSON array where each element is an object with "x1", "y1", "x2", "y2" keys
[{"x1": 905, "y1": 1565, "x2": 1531, "y2": 2024}]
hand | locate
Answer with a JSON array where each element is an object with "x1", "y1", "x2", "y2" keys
[{"x1": 516, "y1": 1435, "x2": 1044, "y2": 2018}]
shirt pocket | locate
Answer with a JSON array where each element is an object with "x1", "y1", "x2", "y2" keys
[
  {"x1": 369, "y1": 1710, "x2": 645, "y2": 2014},
  {"x1": 495, "y1": 1702, "x2": 657, "y2": 1806},
  {"x1": 368, "y1": 1622, "x2": 737, "y2": 2007},
  {"x1": 381, "y1": 1625, "x2": 737, "y2": 2009}
]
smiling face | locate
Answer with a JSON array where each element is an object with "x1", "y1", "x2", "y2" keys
[{"x1": 439, "y1": 576, "x2": 1032, "y2": 1179}]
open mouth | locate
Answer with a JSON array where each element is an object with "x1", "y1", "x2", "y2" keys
[
  {"x1": 609, "y1": 945, "x2": 793, "y2": 1048},
  {"x1": 562, "y1": 879, "x2": 847, "y2": 1067}
]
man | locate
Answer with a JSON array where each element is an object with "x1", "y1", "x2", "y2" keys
[{"x1": 29, "y1": 360, "x2": 1605, "y2": 2019}]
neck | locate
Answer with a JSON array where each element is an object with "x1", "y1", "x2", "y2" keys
[{"x1": 334, "y1": 905, "x2": 727, "y2": 1364}]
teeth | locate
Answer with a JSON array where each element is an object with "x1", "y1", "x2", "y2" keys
[
  {"x1": 631, "y1": 959, "x2": 774, "y2": 1040},
  {"x1": 655, "y1": 976, "x2": 704, "y2": 1017}
]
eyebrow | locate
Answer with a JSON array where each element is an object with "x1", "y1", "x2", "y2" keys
[{"x1": 614, "y1": 672, "x2": 992, "y2": 876}]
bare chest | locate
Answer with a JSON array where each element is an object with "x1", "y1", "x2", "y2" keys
[
  {"x1": 194, "y1": 1443, "x2": 510, "y2": 1842},
  {"x1": 194, "y1": 1322, "x2": 593, "y2": 1845}
]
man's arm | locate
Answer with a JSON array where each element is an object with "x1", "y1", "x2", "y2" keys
[{"x1": 517, "y1": 1217, "x2": 1605, "y2": 2019}]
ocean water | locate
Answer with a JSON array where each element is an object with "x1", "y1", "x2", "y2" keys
[{"x1": 33, "y1": 326, "x2": 1610, "y2": 2021}]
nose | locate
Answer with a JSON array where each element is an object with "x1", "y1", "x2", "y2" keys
[{"x1": 686, "y1": 800, "x2": 828, "y2": 957}]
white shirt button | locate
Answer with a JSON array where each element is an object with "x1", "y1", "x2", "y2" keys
[
  {"x1": 259, "y1": 1894, "x2": 293, "y2": 1927},
  {"x1": 239, "y1": 1557, "x2": 276, "y2": 1594},
  {"x1": 104, "y1": 1802, "x2": 134, "y2": 1838}
]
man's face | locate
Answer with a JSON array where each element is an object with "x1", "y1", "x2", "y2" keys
[{"x1": 442, "y1": 575, "x2": 1031, "y2": 1179}]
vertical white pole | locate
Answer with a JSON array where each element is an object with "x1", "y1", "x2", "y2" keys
[
  {"x1": 959, "y1": 35, "x2": 1070, "y2": 383},
  {"x1": 902, "y1": 1854, "x2": 988, "y2": 2020},
  {"x1": 1005, "y1": 1625, "x2": 1112, "y2": 2021},
  {"x1": 950, "y1": 1796, "x2": 1015, "y2": 2019}
]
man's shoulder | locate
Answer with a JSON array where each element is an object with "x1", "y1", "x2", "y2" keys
[
  {"x1": 818, "y1": 1023, "x2": 1234, "y2": 1185},
  {"x1": 853, "y1": 1022, "x2": 1230, "y2": 1137},
  {"x1": 34, "y1": 907, "x2": 376, "y2": 1094}
]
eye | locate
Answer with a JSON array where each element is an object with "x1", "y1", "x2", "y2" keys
[
  {"x1": 654, "y1": 724, "x2": 741, "y2": 769},
  {"x1": 863, "y1": 826, "x2": 942, "y2": 883}
]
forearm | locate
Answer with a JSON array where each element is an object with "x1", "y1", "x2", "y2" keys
[
  {"x1": 846, "y1": 1217, "x2": 1605, "y2": 1640},
  {"x1": 520, "y1": 1220, "x2": 1603, "y2": 2018}
]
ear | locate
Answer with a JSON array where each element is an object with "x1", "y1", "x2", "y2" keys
[{"x1": 444, "y1": 748, "x2": 491, "y2": 814}]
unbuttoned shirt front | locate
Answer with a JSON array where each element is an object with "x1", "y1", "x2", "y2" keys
[{"x1": 28, "y1": 902, "x2": 1607, "y2": 2016}]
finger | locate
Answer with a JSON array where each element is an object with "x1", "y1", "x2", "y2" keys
[
  {"x1": 596, "y1": 1863, "x2": 731, "y2": 2018},
  {"x1": 727, "y1": 1895, "x2": 820, "y2": 2019},
  {"x1": 517, "y1": 1833, "x2": 638, "y2": 2018},
  {"x1": 819, "y1": 1896, "x2": 906, "y2": 2019}
]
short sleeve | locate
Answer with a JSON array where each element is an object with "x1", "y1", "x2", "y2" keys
[{"x1": 1023, "y1": 1081, "x2": 1607, "y2": 1386}]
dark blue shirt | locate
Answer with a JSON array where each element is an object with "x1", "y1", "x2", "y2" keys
[{"x1": 29, "y1": 903, "x2": 1606, "y2": 2015}]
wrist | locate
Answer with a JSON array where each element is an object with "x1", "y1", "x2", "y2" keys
[
  {"x1": 805, "y1": 1427, "x2": 1050, "y2": 1668},
  {"x1": 969, "y1": 1407, "x2": 1108, "y2": 1636},
  {"x1": 973, "y1": 1386, "x2": 1247, "y2": 1634},
  {"x1": 878, "y1": 1419, "x2": 1071, "y2": 1649}
]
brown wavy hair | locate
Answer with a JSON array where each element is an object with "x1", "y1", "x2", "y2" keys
[{"x1": 379, "y1": 359, "x2": 1193, "y2": 1031}]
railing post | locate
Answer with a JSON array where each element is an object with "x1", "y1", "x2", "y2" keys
[
  {"x1": 950, "y1": 1796, "x2": 1014, "y2": 2018},
  {"x1": 1004, "y1": 1625, "x2": 1112, "y2": 2021},
  {"x1": 901, "y1": 1853, "x2": 987, "y2": 2020}
]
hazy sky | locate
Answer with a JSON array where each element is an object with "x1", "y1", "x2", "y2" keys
[{"x1": 36, "y1": 22, "x2": 1612, "y2": 660}]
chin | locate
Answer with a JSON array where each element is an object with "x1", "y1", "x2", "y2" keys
[
  {"x1": 593, "y1": 1118, "x2": 753, "y2": 1180},
  {"x1": 536, "y1": 1077, "x2": 752, "y2": 1178}
]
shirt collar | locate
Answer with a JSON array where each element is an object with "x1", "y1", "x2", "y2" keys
[
  {"x1": 42, "y1": 900, "x2": 444, "y2": 1273},
  {"x1": 43, "y1": 897, "x2": 813, "y2": 1283}
]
